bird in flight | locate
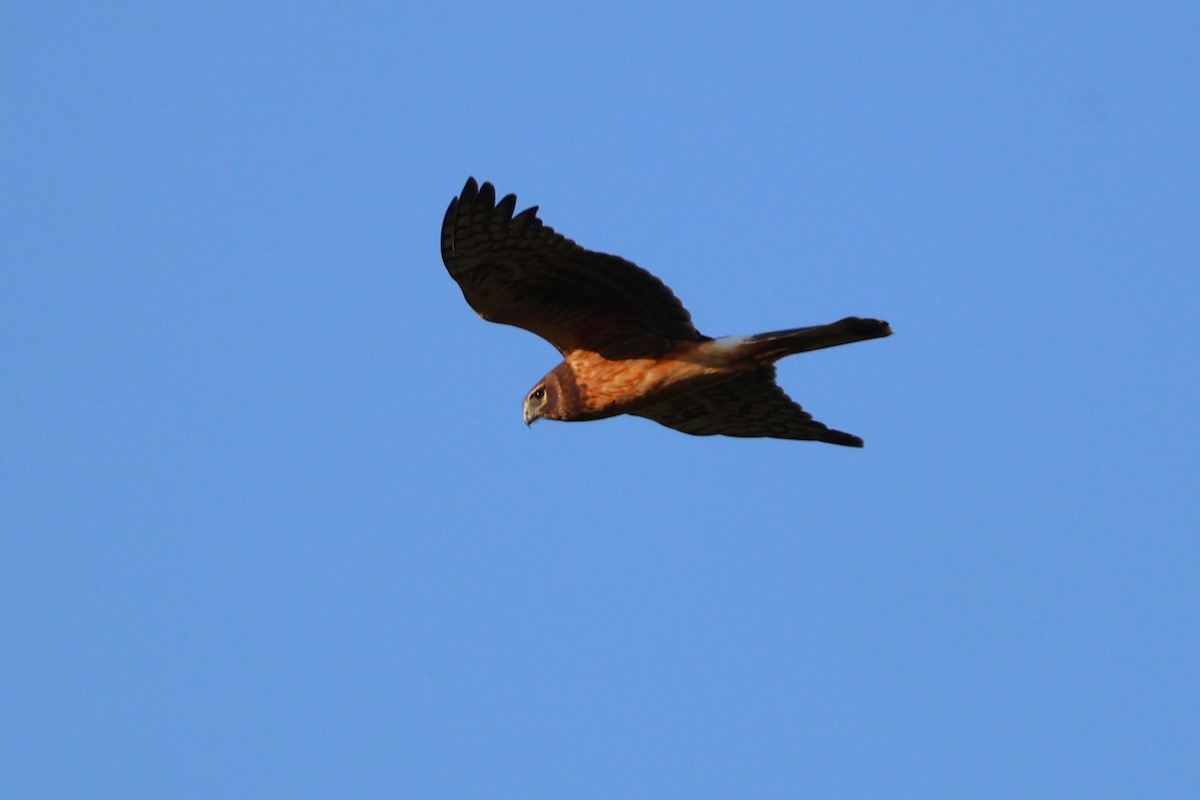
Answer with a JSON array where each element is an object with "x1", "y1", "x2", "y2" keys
[{"x1": 440, "y1": 178, "x2": 891, "y2": 446}]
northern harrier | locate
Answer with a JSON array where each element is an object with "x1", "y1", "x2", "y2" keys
[{"x1": 440, "y1": 178, "x2": 891, "y2": 446}]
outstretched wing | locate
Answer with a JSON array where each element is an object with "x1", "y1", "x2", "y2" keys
[
  {"x1": 630, "y1": 367, "x2": 865, "y2": 447},
  {"x1": 441, "y1": 178, "x2": 701, "y2": 354}
]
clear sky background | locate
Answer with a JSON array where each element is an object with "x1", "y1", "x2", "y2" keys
[{"x1": 3, "y1": 2, "x2": 1198, "y2": 798}]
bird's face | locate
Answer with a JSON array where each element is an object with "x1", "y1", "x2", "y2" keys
[{"x1": 523, "y1": 380, "x2": 550, "y2": 426}]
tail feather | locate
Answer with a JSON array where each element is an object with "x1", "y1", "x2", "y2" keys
[{"x1": 747, "y1": 317, "x2": 891, "y2": 362}]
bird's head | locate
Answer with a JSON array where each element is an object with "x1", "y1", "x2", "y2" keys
[
  {"x1": 523, "y1": 365, "x2": 579, "y2": 426},
  {"x1": 523, "y1": 364, "x2": 584, "y2": 426},
  {"x1": 523, "y1": 379, "x2": 551, "y2": 426}
]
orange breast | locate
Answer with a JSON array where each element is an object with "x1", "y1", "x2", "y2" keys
[{"x1": 565, "y1": 343, "x2": 744, "y2": 417}]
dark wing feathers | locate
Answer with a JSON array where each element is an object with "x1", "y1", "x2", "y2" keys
[
  {"x1": 630, "y1": 367, "x2": 865, "y2": 447},
  {"x1": 441, "y1": 178, "x2": 701, "y2": 353}
]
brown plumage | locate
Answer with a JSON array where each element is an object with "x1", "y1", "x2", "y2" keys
[{"x1": 440, "y1": 178, "x2": 891, "y2": 446}]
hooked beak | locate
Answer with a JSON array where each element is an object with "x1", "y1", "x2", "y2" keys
[
  {"x1": 524, "y1": 382, "x2": 550, "y2": 427},
  {"x1": 524, "y1": 390, "x2": 546, "y2": 427}
]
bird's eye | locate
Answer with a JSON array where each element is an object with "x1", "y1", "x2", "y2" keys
[{"x1": 533, "y1": 387, "x2": 545, "y2": 400}]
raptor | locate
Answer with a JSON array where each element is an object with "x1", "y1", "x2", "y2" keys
[{"x1": 440, "y1": 178, "x2": 891, "y2": 446}]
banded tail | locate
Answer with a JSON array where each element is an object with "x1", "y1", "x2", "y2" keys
[{"x1": 743, "y1": 317, "x2": 892, "y2": 362}]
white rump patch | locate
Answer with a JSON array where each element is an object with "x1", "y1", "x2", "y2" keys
[{"x1": 710, "y1": 336, "x2": 751, "y2": 350}]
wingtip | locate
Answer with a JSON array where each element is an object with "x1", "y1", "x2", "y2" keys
[
  {"x1": 495, "y1": 191, "x2": 517, "y2": 219},
  {"x1": 441, "y1": 196, "x2": 459, "y2": 239},
  {"x1": 476, "y1": 180, "x2": 496, "y2": 209},
  {"x1": 822, "y1": 429, "x2": 865, "y2": 447},
  {"x1": 459, "y1": 176, "x2": 479, "y2": 202}
]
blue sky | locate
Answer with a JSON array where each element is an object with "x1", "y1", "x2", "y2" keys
[{"x1": 3, "y1": 2, "x2": 1198, "y2": 797}]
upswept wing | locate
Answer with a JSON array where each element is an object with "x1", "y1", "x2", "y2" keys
[
  {"x1": 441, "y1": 178, "x2": 701, "y2": 354},
  {"x1": 630, "y1": 367, "x2": 865, "y2": 447}
]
